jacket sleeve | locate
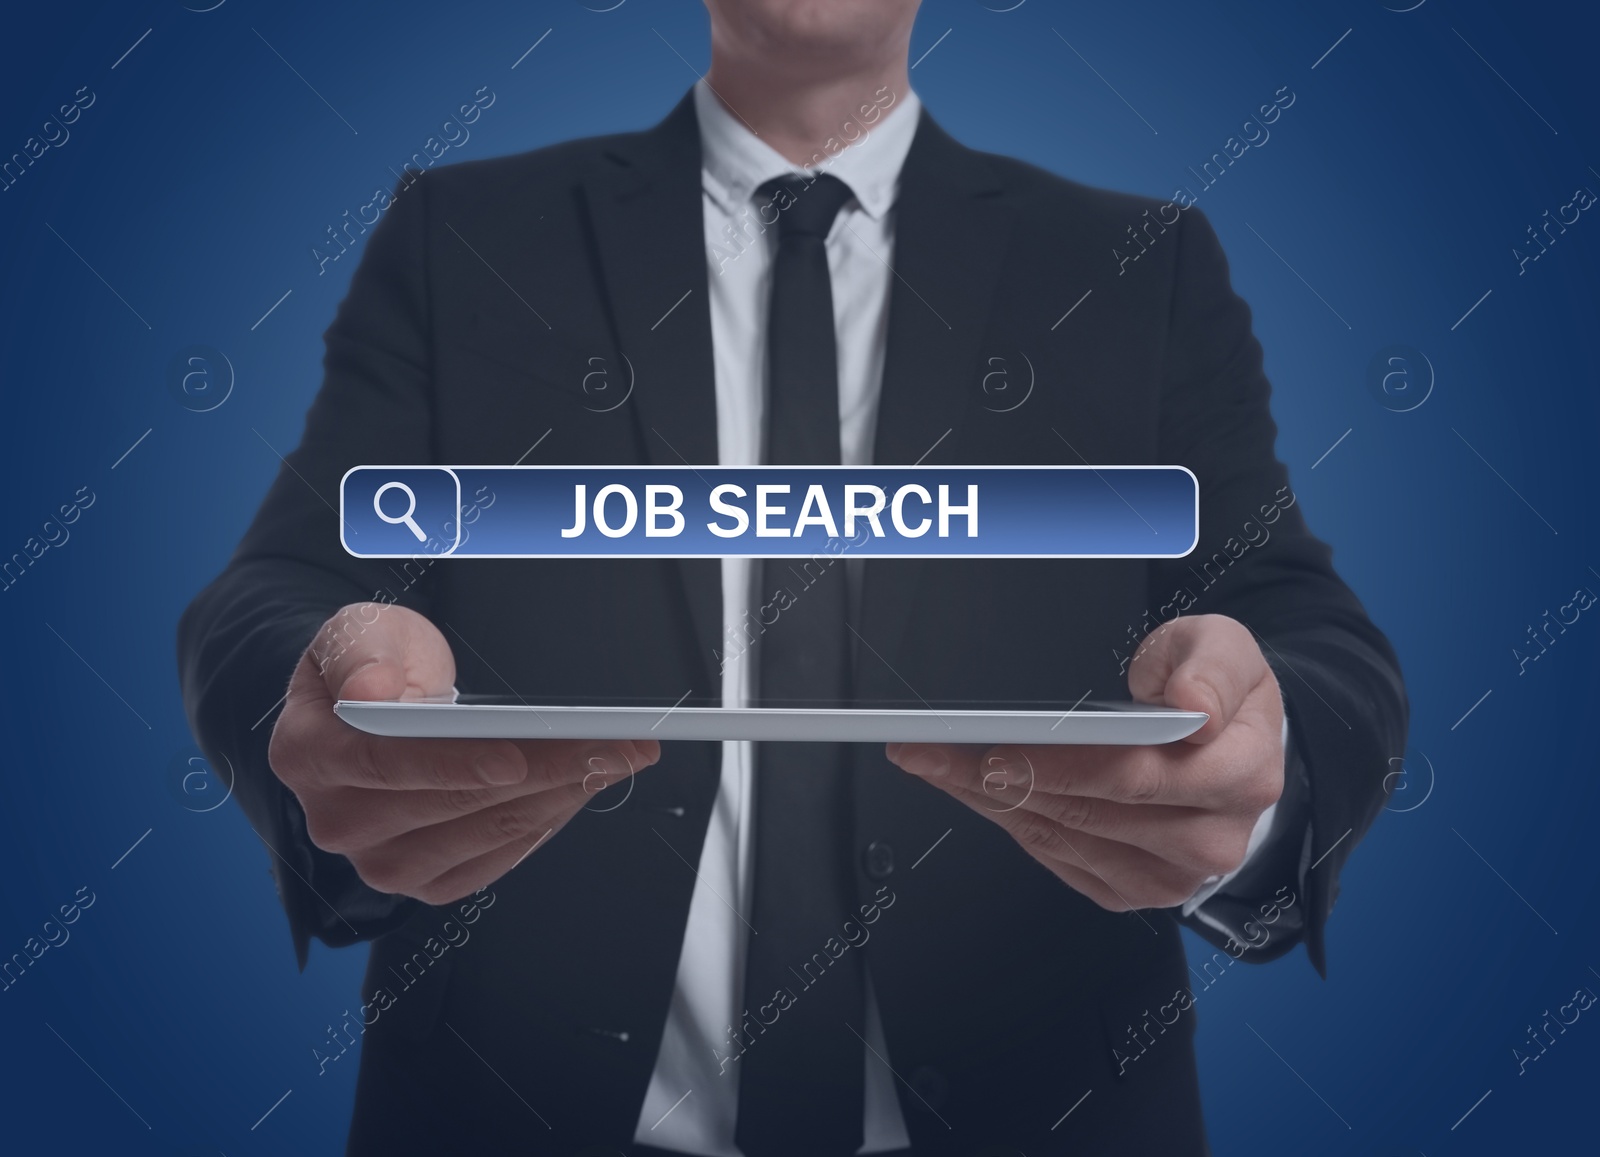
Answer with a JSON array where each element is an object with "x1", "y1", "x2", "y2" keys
[
  {"x1": 1147, "y1": 208, "x2": 1409, "y2": 975},
  {"x1": 176, "y1": 174, "x2": 445, "y2": 967}
]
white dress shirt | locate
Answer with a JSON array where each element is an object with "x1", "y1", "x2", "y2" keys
[
  {"x1": 632, "y1": 78, "x2": 1278, "y2": 1153},
  {"x1": 633, "y1": 78, "x2": 920, "y2": 1155}
]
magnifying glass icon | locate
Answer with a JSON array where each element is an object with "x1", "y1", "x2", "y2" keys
[{"x1": 374, "y1": 481, "x2": 428, "y2": 542}]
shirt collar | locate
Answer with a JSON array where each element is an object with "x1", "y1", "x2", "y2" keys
[{"x1": 693, "y1": 78, "x2": 921, "y2": 221}]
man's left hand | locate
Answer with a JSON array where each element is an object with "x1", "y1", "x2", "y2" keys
[{"x1": 885, "y1": 614, "x2": 1284, "y2": 911}]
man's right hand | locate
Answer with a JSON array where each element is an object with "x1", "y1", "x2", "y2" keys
[{"x1": 267, "y1": 602, "x2": 658, "y2": 905}]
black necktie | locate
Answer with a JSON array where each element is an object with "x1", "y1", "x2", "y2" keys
[{"x1": 735, "y1": 173, "x2": 865, "y2": 1157}]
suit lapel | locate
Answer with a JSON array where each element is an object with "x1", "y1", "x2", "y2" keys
[
  {"x1": 856, "y1": 112, "x2": 1014, "y2": 692},
  {"x1": 581, "y1": 91, "x2": 723, "y2": 698},
  {"x1": 575, "y1": 99, "x2": 1014, "y2": 700}
]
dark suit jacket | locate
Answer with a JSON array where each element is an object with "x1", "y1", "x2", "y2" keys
[{"x1": 177, "y1": 90, "x2": 1407, "y2": 1156}]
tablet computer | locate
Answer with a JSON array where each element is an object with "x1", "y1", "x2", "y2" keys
[{"x1": 334, "y1": 696, "x2": 1207, "y2": 745}]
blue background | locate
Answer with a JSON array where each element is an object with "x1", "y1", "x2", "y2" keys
[
  {"x1": 341, "y1": 466, "x2": 1199, "y2": 557},
  {"x1": 1, "y1": 0, "x2": 1596, "y2": 1153}
]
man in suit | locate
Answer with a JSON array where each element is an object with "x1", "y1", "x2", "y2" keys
[{"x1": 177, "y1": 1, "x2": 1407, "y2": 1153}]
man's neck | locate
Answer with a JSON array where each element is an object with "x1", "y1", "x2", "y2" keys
[{"x1": 703, "y1": 60, "x2": 911, "y2": 166}]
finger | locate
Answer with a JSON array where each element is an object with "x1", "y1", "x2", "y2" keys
[
  {"x1": 406, "y1": 816, "x2": 580, "y2": 906},
  {"x1": 276, "y1": 690, "x2": 531, "y2": 791},
  {"x1": 939, "y1": 784, "x2": 1204, "y2": 909},
  {"x1": 1046, "y1": 826, "x2": 1205, "y2": 910},
  {"x1": 1005, "y1": 791, "x2": 1253, "y2": 878},
  {"x1": 302, "y1": 740, "x2": 657, "y2": 853},
  {"x1": 907, "y1": 742, "x2": 1173, "y2": 805},
  {"x1": 509, "y1": 738, "x2": 658, "y2": 792},
  {"x1": 281, "y1": 670, "x2": 657, "y2": 794},
  {"x1": 276, "y1": 604, "x2": 458, "y2": 772},
  {"x1": 322, "y1": 733, "x2": 653, "y2": 794},
  {"x1": 1047, "y1": 858, "x2": 1193, "y2": 914},
  {"x1": 301, "y1": 774, "x2": 573, "y2": 854},
  {"x1": 1127, "y1": 614, "x2": 1269, "y2": 744},
  {"x1": 354, "y1": 781, "x2": 595, "y2": 895},
  {"x1": 314, "y1": 603, "x2": 457, "y2": 703},
  {"x1": 904, "y1": 740, "x2": 1276, "y2": 814},
  {"x1": 884, "y1": 742, "x2": 988, "y2": 778},
  {"x1": 941, "y1": 770, "x2": 1248, "y2": 875}
]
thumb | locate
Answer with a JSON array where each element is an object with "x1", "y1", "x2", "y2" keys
[
  {"x1": 310, "y1": 602, "x2": 457, "y2": 703},
  {"x1": 1127, "y1": 614, "x2": 1266, "y2": 744}
]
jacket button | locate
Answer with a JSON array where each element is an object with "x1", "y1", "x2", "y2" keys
[
  {"x1": 863, "y1": 841, "x2": 895, "y2": 879},
  {"x1": 908, "y1": 1065, "x2": 949, "y2": 1111}
]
